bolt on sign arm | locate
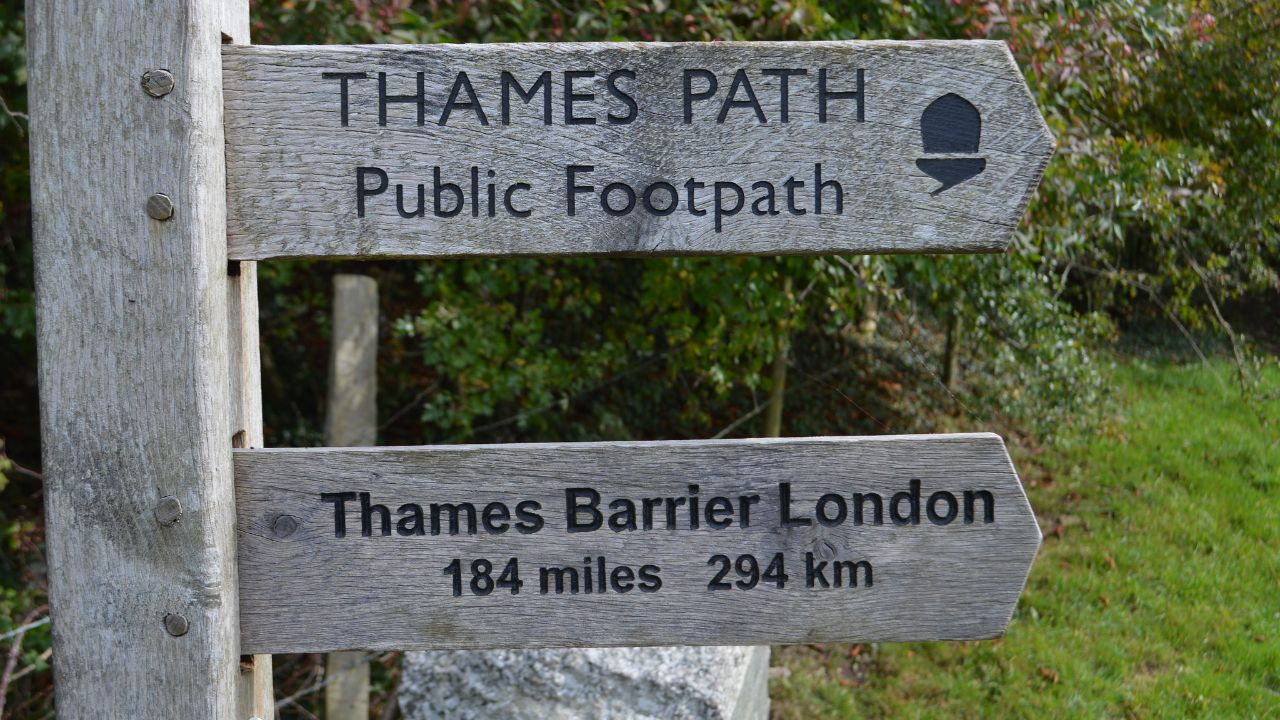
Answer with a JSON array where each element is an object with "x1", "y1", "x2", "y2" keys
[{"x1": 27, "y1": 0, "x2": 271, "y2": 717}]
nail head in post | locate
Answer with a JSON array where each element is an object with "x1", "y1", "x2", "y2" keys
[
  {"x1": 147, "y1": 193, "x2": 175, "y2": 221},
  {"x1": 141, "y1": 69, "x2": 175, "y2": 98},
  {"x1": 271, "y1": 514, "x2": 298, "y2": 538},
  {"x1": 163, "y1": 613, "x2": 189, "y2": 637},
  {"x1": 154, "y1": 496, "x2": 182, "y2": 526}
]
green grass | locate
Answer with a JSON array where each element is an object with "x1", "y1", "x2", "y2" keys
[{"x1": 771, "y1": 358, "x2": 1280, "y2": 719}]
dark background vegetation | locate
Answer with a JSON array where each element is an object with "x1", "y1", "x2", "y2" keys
[{"x1": 1, "y1": 0, "x2": 1277, "y2": 717}]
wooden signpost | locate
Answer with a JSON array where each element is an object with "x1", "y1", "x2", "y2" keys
[{"x1": 30, "y1": 15, "x2": 1050, "y2": 717}]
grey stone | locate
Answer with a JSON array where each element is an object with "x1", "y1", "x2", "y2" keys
[{"x1": 400, "y1": 646, "x2": 769, "y2": 720}]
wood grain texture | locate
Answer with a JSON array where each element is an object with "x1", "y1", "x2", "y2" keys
[
  {"x1": 235, "y1": 433, "x2": 1040, "y2": 653},
  {"x1": 28, "y1": 1, "x2": 255, "y2": 717},
  {"x1": 222, "y1": 41, "x2": 1054, "y2": 260}
]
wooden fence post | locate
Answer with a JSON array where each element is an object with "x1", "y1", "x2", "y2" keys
[
  {"x1": 323, "y1": 274, "x2": 379, "y2": 720},
  {"x1": 27, "y1": 0, "x2": 266, "y2": 717}
]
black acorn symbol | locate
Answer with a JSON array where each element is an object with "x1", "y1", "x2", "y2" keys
[{"x1": 916, "y1": 93, "x2": 986, "y2": 195}]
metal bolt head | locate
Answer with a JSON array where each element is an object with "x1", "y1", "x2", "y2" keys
[
  {"x1": 163, "y1": 613, "x2": 189, "y2": 637},
  {"x1": 147, "y1": 193, "x2": 174, "y2": 221},
  {"x1": 271, "y1": 514, "x2": 298, "y2": 538},
  {"x1": 141, "y1": 69, "x2": 175, "y2": 98},
  {"x1": 154, "y1": 496, "x2": 182, "y2": 526}
]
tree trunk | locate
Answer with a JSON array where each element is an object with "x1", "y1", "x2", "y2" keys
[
  {"x1": 943, "y1": 311, "x2": 962, "y2": 389},
  {"x1": 764, "y1": 276, "x2": 793, "y2": 438}
]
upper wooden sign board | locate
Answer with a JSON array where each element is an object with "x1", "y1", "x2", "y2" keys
[
  {"x1": 222, "y1": 41, "x2": 1054, "y2": 260},
  {"x1": 234, "y1": 433, "x2": 1041, "y2": 653}
]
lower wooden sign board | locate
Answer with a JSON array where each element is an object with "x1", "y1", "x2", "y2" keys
[{"x1": 234, "y1": 433, "x2": 1040, "y2": 653}]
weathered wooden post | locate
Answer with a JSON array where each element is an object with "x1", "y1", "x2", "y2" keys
[
  {"x1": 323, "y1": 274, "x2": 379, "y2": 720},
  {"x1": 27, "y1": 0, "x2": 271, "y2": 717}
]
